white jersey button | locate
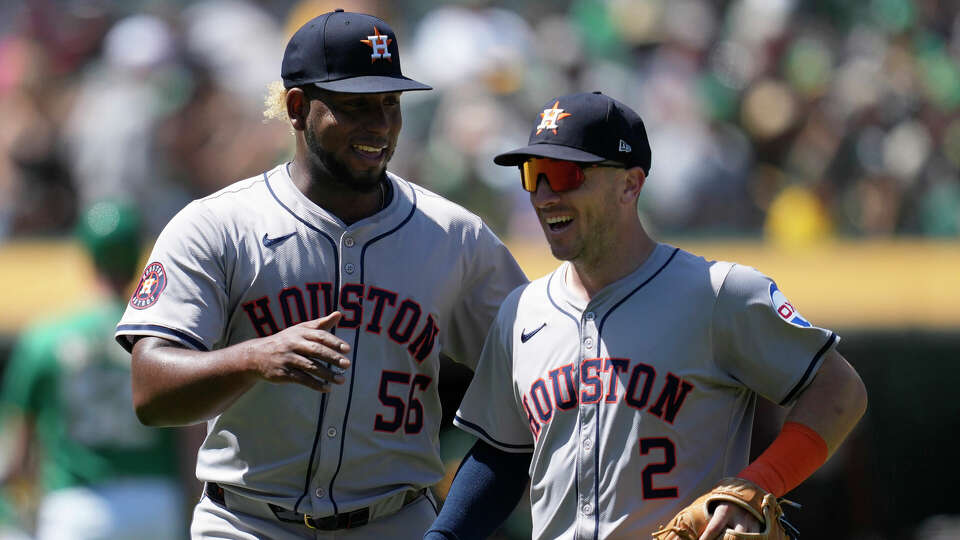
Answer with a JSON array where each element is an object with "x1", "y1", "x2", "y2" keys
[
  {"x1": 345, "y1": 263, "x2": 356, "y2": 274},
  {"x1": 584, "y1": 337, "x2": 593, "y2": 349},
  {"x1": 583, "y1": 438, "x2": 592, "y2": 450},
  {"x1": 344, "y1": 237, "x2": 355, "y2": 247},
  {"x1": 315, "y1": 488, "x2": 325, "y2": 498},
  {"x1": 327, "y1": 427, "x2": 337, "y2": 438},
  {"x1": 582, "y1": 503, "x2": 592, "y2": 515},
  {"x1": 585, "y1": 312, "x2": 595, "y2": 321}
]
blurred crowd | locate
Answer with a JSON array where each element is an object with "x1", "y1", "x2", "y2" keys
[{"x1": 1, "y1": 0, "x2": 959, "y2": 245}]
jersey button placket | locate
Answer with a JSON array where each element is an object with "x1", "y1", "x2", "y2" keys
[
  {"x1": 342, "y1": 235, "x2": 356, "y2": 281},
  {"x1": 582, "y1": 312, "x2": 597, "y2": 351},
  {"x1": 576, "y1": 310, "x2": 599, "y2": 540}
]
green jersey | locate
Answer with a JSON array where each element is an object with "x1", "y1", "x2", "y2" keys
[{"x1": 1, "y1": 300, "x2": 179, "y2": 492}]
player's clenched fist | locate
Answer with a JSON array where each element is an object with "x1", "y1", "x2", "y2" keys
[{"x1": 246, "y1": 311, "x2": 351, "y2": 391}]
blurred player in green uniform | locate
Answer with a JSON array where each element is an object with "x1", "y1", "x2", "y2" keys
[{"x1": 0, "y1": 201, "x2": 191, "y2": 539}]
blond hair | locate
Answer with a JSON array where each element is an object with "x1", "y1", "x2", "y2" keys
[{"x1": 263, "y1": 80, "x2": 289, "y2": 123}]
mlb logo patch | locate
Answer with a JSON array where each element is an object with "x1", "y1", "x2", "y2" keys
[
  {"x1": 769, "y1": 282, "x2": 810, "y2": 327},
  {"x1": 130, "y1": 261, "x2": 167, "y2": 310}
]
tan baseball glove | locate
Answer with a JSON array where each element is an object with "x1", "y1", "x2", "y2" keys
[{"x1": 651, "y1": 477, "x2": 799, "y2": 539}]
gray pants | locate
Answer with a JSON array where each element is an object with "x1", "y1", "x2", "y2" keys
[{"x1": 190, "y1": 489, "x2": 439, "y2": 539}]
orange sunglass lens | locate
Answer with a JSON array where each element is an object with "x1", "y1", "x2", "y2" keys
[{"x1": 521, "y1": 159, "x2": 585, "y2": 192}]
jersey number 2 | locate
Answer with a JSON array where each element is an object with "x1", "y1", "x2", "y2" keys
[
  {"x1": 375, "y1": 370, "x2": 432, "y2": 434},
  {"x1": 639, "y1": 437, "x2": 678, "y2": 499}
]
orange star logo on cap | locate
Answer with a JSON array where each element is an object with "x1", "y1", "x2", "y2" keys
[
  {"x1": 536, "y1": 101, "x2": 572, "y2": 135},
  {"x1": 361, "y1": 26, "x2": 393, "y2": 63}
]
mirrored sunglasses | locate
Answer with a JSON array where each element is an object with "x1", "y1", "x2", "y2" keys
[{"x1": 520, "y1": 158, "x2": 625, "y2": 193}]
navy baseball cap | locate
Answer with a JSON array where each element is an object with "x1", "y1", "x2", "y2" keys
[
  {"x1": 494, "y1": 92, "x2": 652, "y2": 174},
  {"x1": 281, "y1": 9, "x2": 431, "y2": 94}
]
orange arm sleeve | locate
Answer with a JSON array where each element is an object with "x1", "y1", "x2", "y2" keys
[{"x1": 737, "y1": 421, "x2": 828, "y2": 497}]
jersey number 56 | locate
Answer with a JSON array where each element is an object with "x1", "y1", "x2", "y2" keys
[{"x1": 374, "y1": 370, "x2": 433, "y2": 434}]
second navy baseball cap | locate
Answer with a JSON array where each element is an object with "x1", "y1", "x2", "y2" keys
[
  {"x1": 281, "y1": 9, "x2": 431, "y2": 94},
  {"x1": 494, "y1": 92, "x2": 652, "y2": 174}
]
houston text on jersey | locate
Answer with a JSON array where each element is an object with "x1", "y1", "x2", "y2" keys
[
  {"x1": 521, "y1": 357, "x2": 695, "y2": 439},
  {"x1": 242, "y1": 282, "x2": 439, "y2": 363}
]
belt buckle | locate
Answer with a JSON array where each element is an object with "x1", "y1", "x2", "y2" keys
[{"x1": 303, "y1": 514, "x2": 317, "y2": 529}]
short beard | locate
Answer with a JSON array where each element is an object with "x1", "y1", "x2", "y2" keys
[{"x1": 304, "y1": 125, "x2": 387, "y2": 193}]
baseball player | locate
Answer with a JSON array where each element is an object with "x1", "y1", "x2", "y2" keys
[
  {"x1": 425, "y1": 92, "x2": 867, "y2": 540},
  {"x1": 114, "y1": 10, "x2": 526, "y2": 539},
  {"x1": 1, "y1": 200, "x2": 188, "y2": 540}
]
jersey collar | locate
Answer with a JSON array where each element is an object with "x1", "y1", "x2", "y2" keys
[{"x1": 266, "y1": 163, "x2": 416, "y2": 238}]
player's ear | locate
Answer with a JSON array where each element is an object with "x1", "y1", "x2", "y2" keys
[
  {"x1": 286, "y1": 87, "x2": 309, "y2": 131},
  {"x1": 620, "y1": 167, "x2": 646, "y2": 204}
]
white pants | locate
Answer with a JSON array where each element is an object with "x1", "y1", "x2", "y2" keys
[
  {"x1": 190, "y1": 490, "x2": 438, "y2": 539},
  {"x1": 35, "y1": 478, "x2": 185, "y2": 540}
]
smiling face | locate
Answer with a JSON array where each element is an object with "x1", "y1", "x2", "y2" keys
[
  {"x1": 303, "y1": 88, "x2": 402, "y2": 192},
  {"x1": 529, "y1": 164, "x2": 627, "y2": 266}
]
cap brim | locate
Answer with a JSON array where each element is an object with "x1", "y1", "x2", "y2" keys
[
  {"x1": 311, "y1": 75, "x2": 432, "y2": 94},
  {"x1": 493, "y1": 144, "x2": 606, "y2": 166}
]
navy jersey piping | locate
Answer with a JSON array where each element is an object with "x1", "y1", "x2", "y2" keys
[
  {"x1": 327, "y1": 181, "x2": 418, "y2": 515},
  {"x1": 115, "y1": 324, "x2": 208, "y2": 352},
  {"x1": 454, "y1": 415, "x2": 535, "y2": 451},
  {"x1": 264, "y1": 171, "x2": 340, "y2": 513},
  {"x1": 780, "y1": 332, "x2": 837, "y2": 405},
  {"x1": 545, "y1": 269, "x2": 583, "y2": 519},
  {"x1": 591, "y1": 246, "x2": 679, "y2": 539},
  {"x1": 597, "y1": 248, "x2": 680, "y2": 331},
  {"x1": 425, "y1": 490, "x2": 439, "y2": 515},
  {"x1": 546, "y1": 269, "x2": 582, "y2": 328}
]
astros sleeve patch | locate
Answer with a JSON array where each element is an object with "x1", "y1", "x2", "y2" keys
[{"x1": 129, "y1": 262, "x2": 167, "y2": 310}]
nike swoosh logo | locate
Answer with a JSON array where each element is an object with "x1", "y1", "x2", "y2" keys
[
  {"x1": 262, "y1": 232, "x2": 297, "y2": 248},
  {"x1": 520, "y1": 323, "x2": 547, "y2": 343}
]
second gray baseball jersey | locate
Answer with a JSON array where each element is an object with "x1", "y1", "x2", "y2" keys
[
  {"x1": 116, "y1": 163, "x2": 526, "y2": 518},
  {"x1": 454, "y1": 243, "x2": 837, "y2": 539}
]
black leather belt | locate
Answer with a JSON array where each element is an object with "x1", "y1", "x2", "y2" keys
[{"x1": 205, "y1": 482, "x2": 425, "y2": 531}]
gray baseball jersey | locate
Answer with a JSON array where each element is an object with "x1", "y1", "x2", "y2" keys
[
  {"x1": 454, "y1": 243, "x2": 837, "y2": 539},
  {"x1": 115, "y1": 163, "x2": 526, "y2": 519}
]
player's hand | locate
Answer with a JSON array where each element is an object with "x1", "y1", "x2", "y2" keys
[
  {"x1": 653, "y1": 478, "x2": 792, "y2": 540},
  {"x1": 698, "y1": 502, "x2": 760, "y2": 539},
  {"x1": 247, "y1": 311, "x2": 352, "y2": 391}
]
